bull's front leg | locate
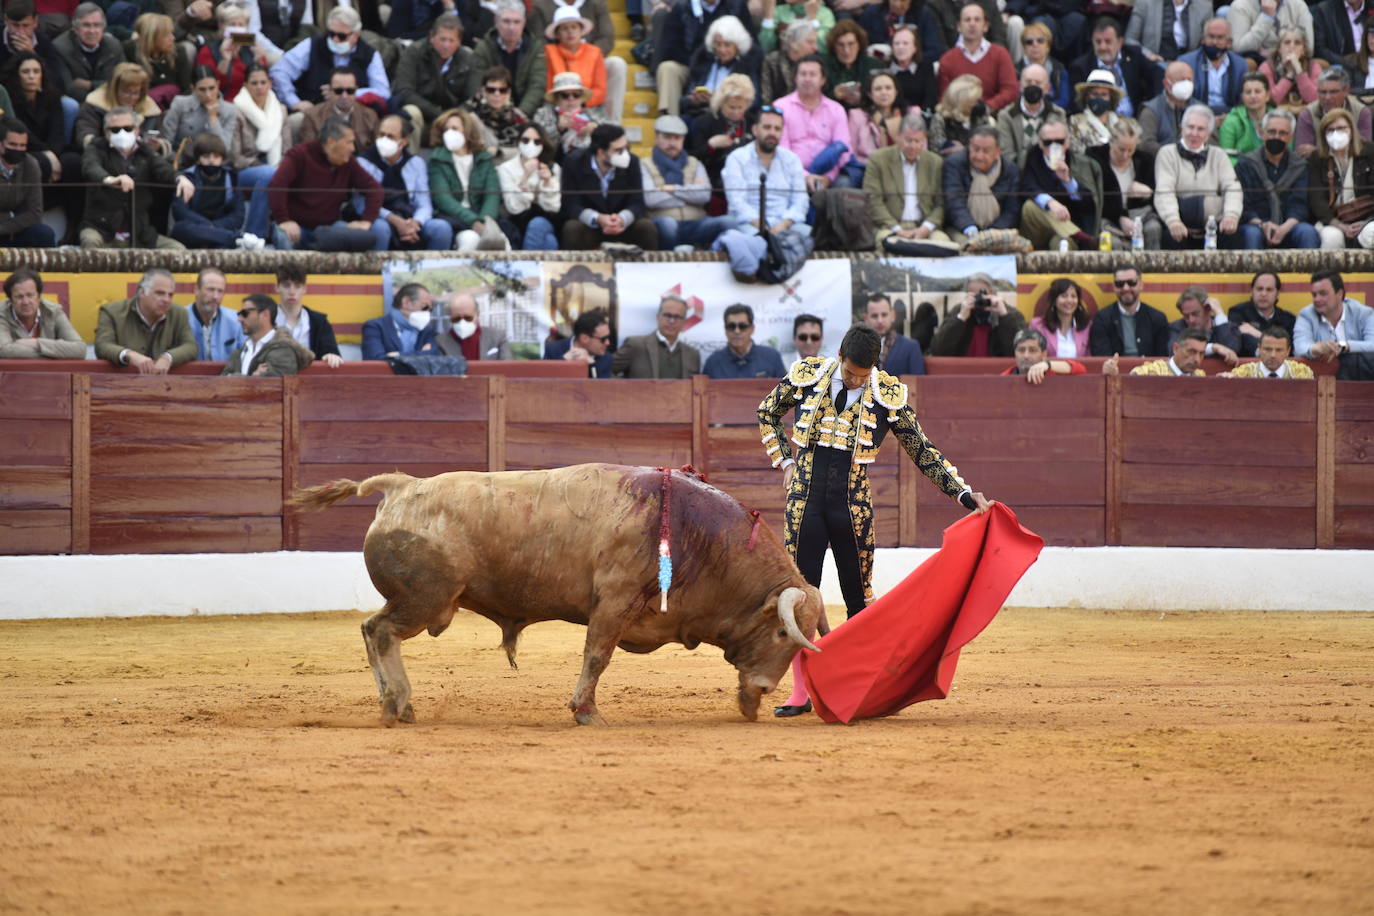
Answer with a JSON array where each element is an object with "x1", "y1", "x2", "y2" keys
[{"x1": 568, "y1": 617, "x2": 624, "y2": 726}]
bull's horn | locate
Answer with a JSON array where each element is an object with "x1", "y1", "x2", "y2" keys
[{"x1": 778, "y1": 587, "x2": 821, "y2": 653}]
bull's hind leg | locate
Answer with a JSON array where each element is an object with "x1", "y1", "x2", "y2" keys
[{"x1": 568, "y1": 616, "x2": 625, "y2": 726}]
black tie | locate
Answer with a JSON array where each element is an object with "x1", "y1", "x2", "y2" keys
[
  {"x1": 1269, "y1": 371, "x2": 1278, "y2": 378},
  {"x1": 835, "y1": 387, "x2": 847, "y2": 412}
]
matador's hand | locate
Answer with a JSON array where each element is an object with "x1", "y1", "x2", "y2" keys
[
  {"x1": 782, "y1": 463, "x2": 796, "y2": 491},
  {"x1": 969, "y1": 491, "x2": 992, "y2": 514}
]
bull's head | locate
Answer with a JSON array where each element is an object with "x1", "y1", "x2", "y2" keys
[{"x1": 732, "y1": 584, "x2": 825, "y2": 721}]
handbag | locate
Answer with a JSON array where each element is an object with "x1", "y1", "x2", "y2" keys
[{"x1": 754, "y1": 172, "x2": 812, "y2": 284}]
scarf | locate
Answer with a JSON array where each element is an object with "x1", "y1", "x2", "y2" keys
[
  {"x1": 1178, "y1": 141, "x2": 1208, "y2": 172},
  {"x1": 233, "y1": 89, "x2": 286, "y2": 165},
  {"x1": 469, "y1": 92, "x2": 529, "y2": 148},
  {"x1": 968, "y1": 157, "x2": 1001, "y2": 228},
  {"x1": 652, "y1": 146, "x2": 688, "y2": 185}
]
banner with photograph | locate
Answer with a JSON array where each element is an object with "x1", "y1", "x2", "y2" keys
[{"x1": 851, "y1": 255, "x2": 1019, "y2": 334}]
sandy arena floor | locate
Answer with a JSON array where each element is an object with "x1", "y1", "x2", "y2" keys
[{"x1": 1, "y1": 607, "x2": 1371, "y2": 915}]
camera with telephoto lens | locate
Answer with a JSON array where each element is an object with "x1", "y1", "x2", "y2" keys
[{"x1": 971, "y1": 291, "x2": 993, "y2": 325}]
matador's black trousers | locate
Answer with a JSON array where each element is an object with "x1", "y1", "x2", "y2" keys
[{"x1": 795, "y1": 445, "x2": 867, "y2": 619}]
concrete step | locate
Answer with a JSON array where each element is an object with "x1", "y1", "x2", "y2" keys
[
  {"x1": 630, "y1": 65, "x2": 656, "y2": 91},
  {"x1": 613, "y1": 38, "x2": 637, "y2": 58},
  {"x1": 621, "y1": 117, "x2": 656, "y2": 145},
  {"x1": 624, "y1": 88, "x2": 657, "y2": 118},
  {"x1": 612, "y1": 16, "x2": 635, "y2": 38}
]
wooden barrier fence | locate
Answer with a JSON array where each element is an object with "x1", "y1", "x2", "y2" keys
[{"x1": 2, "y1": 374, "x2": 1371, "y2": 555}]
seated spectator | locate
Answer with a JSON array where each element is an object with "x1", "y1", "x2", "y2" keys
[
  {"x1": 864, "y1": 292, "x2": 925, "y2": 374},
  {"x1": 823, "y1": 19, "x2": 877, "y2": 111},
  {"x1": 184, "y1": 267, "x2": 244, "y2": 362},
  {"x1": 232, "y1": 64, "x2": 291, "y2": 243},
  {"x1": 1222, "y1": 326, "x2": 1314, "y2": 378},
  {"x1": 51, "y1": 3, "x2": 121, "y2": 102},
  {"x1": 0, "y1": 267, "x2": 85, "y2": 358},
  {"x1": 1068, "y1": 68, "x2": 1124, "y2": 156},
  {"x1": 94, "y1": 267, "x2": 195, "y2": 373},
  {"x1": 1001, "y1": 327, "x2": 1087, "y2": 383},
  {"x1": 1168, "y1": 286, "x2": 1241, "y2": 364},
  {"x1": 681, "y1": 16, "x2": 759, "y2": 122},
  {"x1": 1018, "y1": 113, "x2": 1103, "y2": 250},
  {"x1": 0, "y1": 119, "x2": 54, "y2": 247},
  {"x1": 497, "y1": 123, "x2": 561, "y2": 250},
  {"x1": 612, "y1": 295, "x2": 701, "y2": 378},
  {"x1": 274, "y1": 264, "x2": 342, "y2": 368},
  {"x1": 471, "y1": 0, "x2": 546, "y2": 120},
  {"x1": 1352, "y1": 22, "x2": 1374, "y2": 93},
  {"x1": 1226, "y1": 0, "x2": 1312, "y2": 60},
  {"x1": 298, "y1": 67, "x2": 378, "y2": 148},
  {"x1": 531, "y1": 0, "x2": 624, "y2": 123},
  {"x1": 362, "y1": 283, "x2": 439, "y2": 360},
  {"x1": 0, "y1": 1, "x2": 61, "y2": 80},
  {"x1": 544, "y1": 7, "x2": 606, "y2": 114},
  {"x1": 270, "y1": 6, "x2": 389, "y2": 117},
  {"x1": 1126, "y1": 0, "x2": 1210, "y2": 66},
  {"x1": 702, "y1": 303, "x2": 786, "y2": 379},
  {"x1": 1103, "y1": 327, "x2": 1209, "y2": 375},
  {"x1": 714, "y1": 107, "x2": 812, "y2": 277},
  {"x1": 1261, "y1": 29, "x2": 1320, "y2": 110},
  {"x1": 757, "y1": 0, "x2": 834, "y2": 57},
  {"x1": 1228, "y1": 270, "x2": 1297, "y2": 357},
  {"x1": 860, "y1": 0, "x2": 944, "y2": 64},
  {"x1": 886, "y1": 24, "x2": 937, "y2": 114},
  {"x1": 1235, "y1": 108, "x2": 1320, "y2": 251},
  {"x1": 1090, "y1": 264, "x2": 1170, "y2": 356},
  {"x1": 930, "y1": 73, "x2": 991, "y2": 157},
  {"x1": 643, "y1": 114, "x2": 736, "y2": 251},
  {"x1": 222, "y1": 293, "x2": 313, "y2": 377},
  {"x1": 168, "y1": 0, "x2": 218, "y2": 50},
  {"x1": 1314, "y1": 0, "x2": 1365, "y2": 73},
  {"x1": 655, "y1": 0, "x2": 753, "y2": 114},
  {"x1": 162, "y1": 65, "x2": 238, "y2": 156},
  {"x1": 938, "y1": 3, "x2": 1017, "y2": 113},
  {"x1": 997, "y1": 63, "x2": 1064, "y2": 167},
  {"x1": 125, "y1": 13, "x2": 190, "y2": 110},
  {"x1": 776, "y1": 55, "x2": 854, "y2": 189},
  {"x1": 357, "y1": 114, "x2": 452, "y2": 252},
  {"x1": 1294, "y1": 268, "x2": 1374, "y2": 361},
  {"x1": 560, "y1": 122, "x2": 657, "y2": 250},
  {"x1": 460, "y1": 73, "x2": 523, "y2": 159},
  {"x1": 544, "y1": 308, "x2": 613, "y2": 377},
  {"x1": 268, "y1": 115, "x2": 384, "y2": 252},
  {"x1": 1295, "y1": 67, "x2": 1373, "y2": 160},
  {"x1": 1178, "y1": 18, "x2": 1250, "y2": 116},
  {"x1": 392, "y1": 13, "x2": 475, "y2": 143},
  {"x1": 1069, "y1": 18, "x2": 1150, "y2": 119},
  {"x1": 1218, "y1": 72, "x2": 1272, "y2": 162},
  {"x1": 387, "y1": 0, "x2": 485, "y2": 42},
  {"x1": 1089, "y1": 116, "x2": 1161, "y2": 249},
  {"x1": 71, "y1": 61, "x2": 160, "y2": 151},
  {"x1": 2, "y1": 52, "x2": 64, "y2": 183},
  {"x1": 793, "y1": 312, "x2": 824, "y2": 358},
  {"x1": 1154, "y1": 104, "x2": 1247, "y2": 249},
  {"x1": 429, "y1": 107, "x2": 503, "y2": 251},
  {"x1": 1308, "y1": 107, "x2": 1374, "y2": 250},
  {"x1": 437, "y1": 292, "x2": 512, "y2": 360},
  {"x1": 761, "y1": 19, "x2": 816, "y2": 106},
  {"x1": 929, "y1": 272, "x2": 1026, "y2": 356},
  {"x1": 1138, "y1": 61, "x2": 1195, "y2": 158},
  {"x1": 689, "y1": 74, "x2": 755, "y2": 213},
  {"x1": 170, "y1": 132, "x2": 264, "y2": 250},
  {"x1": 864, "y1": 112, "x2": 949, "y2": 253},
  {"x1": 1030, "y1": 277, "x2": 1091, "y2": 358},
  {"x1": 252, "y1": 0, "x2": 310, "y2": 52},
  {"x1": 941, "y1": 125, "x2": 1022, "y2": 245},
  {"x1": 80, "y1": 106, "x2": 191, "y2": 249},
  {"x1": 1018, "y1": 22, "x2": 1071, "y2": 111},
  {"x1": 195, "y1": 0, "x2": 274, "y2": 103},
  {"x1": 533, "y1": 71, "x2": 602, "y2": 160}
]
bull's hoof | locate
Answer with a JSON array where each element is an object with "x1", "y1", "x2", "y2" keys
[
  {"x1": 571, "y1": 706, "x2": 608, "y2": 726},
  {"x1": 380, "y1": 695, "x2": 413, "y2": 727},
  {"x1": 399, "y1": 703, "x2": 416, "y2": 724}
]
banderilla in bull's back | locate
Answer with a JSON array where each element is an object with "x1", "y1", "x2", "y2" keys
[{"x1": 288, "y1": 463, "x2": 826, "y2": 726}]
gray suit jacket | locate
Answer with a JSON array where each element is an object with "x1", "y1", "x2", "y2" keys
[
  {"x1": 862, "y1": 145, "x2": 945, "y2": 240},
  {"x1": 1127, "y1": 0, "x2": 1213, "y2": 58},
  {"x1": 435, "y1": 325, "x2": 512, "y2": 360},
  {"x1": 611, "y1": 332, "x2": 701, "y2": 378}
]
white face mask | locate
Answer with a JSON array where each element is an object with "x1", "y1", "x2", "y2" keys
[
  {"x1": 1170, "y1": 79, "x2": 1194, "y2": 102},
  {"x1": 519, "y1": 140, "x2": 542, "y2": 160},
  {"x1": 108, "y1": 127, "x2": 137, "y2": 152},
  {"x1": 1327, "y1": 129, "x2": 1351, "y2": 151},
  {"x1": 375, "y1": 137, "x2": 400, "y2": 159},
  {"x1": 407, "y1": 309, "x2": 432, "y2": 331},
  {"x1": 443, "y1": 128, "x2": 466, "y2": 153},
  {"x1": 454, "y1": 318, "x2": 477, "y2": 339},
  {"x1": 327, "y1": 37, "x2": 352, "y2": 56},
  {"x1": 609, "y1": 149, "x2": 631, "y2": 169}
]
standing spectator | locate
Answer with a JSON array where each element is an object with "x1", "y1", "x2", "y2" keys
[
  {"x1": 1030, "y1": 277, "x2": 1091, "y2": 358},
  {"x1": 195, "y1": 0, "x2": 273, "y2": 103},
  {"x1": 170, "y1": 132, "x2": 264, "y2": 250},
  {"x1": 997, "y1": 63, "x2": 1064, "y2": 167},
  {"x1": 1227, "y1": 0, "x2": 1314, "y2": 60},
  {"x1": 1102, "y1": 327, "x2": 1209, "y2": 375},
  {"x1": 467, "y1": 66, "x2": 529, "y2": 154},
  {"x1": 1218, "y1": 72, "x2": 1273, "y2": 162},
  {"x1": 79, "y1": 106, "x2": 192, "y2": 249},
  {"x1": 702, "y1": 304, "x2": 786, "y2": 379},
  {"x1": 1019, "y1": 113, "x2": 1103, "y2": 250},
  {"x1": 941, "y1": 125, "x2": 1022, "y2": 244},
  {"x1": 531, "y1": 0, "x2": 624, "y2": 123},
  {"x1": 543, "y1": 308, "x2": 613, "y2": 378},
  {"x1": 1089, "y1": 116, "x2": 1161, "y2": 250},
  {"x1": 270, "y1": 6, "x2": 389, "y2": 116},
  {"x1": 471, "y1": 0, "x2": 546, "y2": 119},
  {"x1": 1138, "y1": 61, "x2": 1195, "y2": 158},
  {"x1": 362, "y1": 283, "x2": 439, "y2": 360},
  {"x1": 1127, "y1": 0, "x2": 1211, "y2": 66},
  {"x1": 682, "y1": 15, "x2": 760, "y2": 120},
  {"x1": 654, "y1": 0, "x2": 752, "y2": 115},
  {"x1": 937, "y1": 3, "x2": 1018, "y2": 112},
  {"x1": 1262, "y1": 29, "x2": 1322, "y2": 109},
  {"x1": 2, "y1": 52, "x2": 64, "y2": 183},
  {"x1": 560, "y1": 123, "x2": 658, "y2": 250},
  {"x1": 776, "y1": 55, "x2": 854, "y2": 189},
  {"x1": 232, "y1": 64, "x2": 291, "y2": 242},
  {"x1": 94, "y1": 267, "x2": 196, "y2": 372},
  {"x1": 1235, "y1": 108, "x2": 1320, "y2": 251},
  {"x1": 267, "y1": 115, "x2": 385, "y2": 252},
  {"x1": 886, "y1": 24, "x2": 937, "y2": 114},
  {"x1": 1089, "y1": 263, "x2": 1171, "y2": 356},
  {"x1": 1295, "y1": 67, "x2": 1373, "y2": 160},
  {"x1": 50, "y1": 3, "x2": 121, "y2": 101},
  {"x1": 612, "y1": 295, "x2": 702, "y2": 378},
  {"x1": 1228, "y1": 270, "x2": 1297, "y2": 358},
  {"x1": 358, "y1": 114, "x2": 452, "y2": 252},
  {"x1": 0, "y1": 119, "x2": 54, "y2": 247},
  {"x1": 297, "y1": 68, "x2": 378, "y2": 147},
  {"x1": 863, "y1": 112, "x2": 949, "y2": 252},
  {"x1": 184, "y1": 267, "x2": 244, "y2": 362},
  {"x1": 643, "y1": 114, "x2": 737, "y2": 251},
  {"x1": 849, "y1": 71, "x2": 904, "y2": 171},
  {"x1": 437, "y1": 292, "x2": 512, "y2": 361},
  {"x1": 274, "y1": 264, "x2": 341, "y2": 369},
  {"x1": 391, "y1": 13, "x2": 475, "y2": 143},
  {"x1": 125, "y1": 13, "x2": 190, "y2": 109},
  {"x1": 1293, "y1": 268, "x2": 1374, "y2": 361},
  {"x1": 1018, "y1": 22, "x2": 1071, "y2": 111},
  {"x1": 497, "y1": 123, "x2": 561, "y2": 250},
  {"x1": 429, "y1": 107, "x2": 504, "y2": 251},
  {"x1": 1178, "y1": 18, "x2": 1248, "y2": 116},
  {"x1": 221, "y1": 293, "x2": 314, "y2": 377},
  {"x1": 1068, "y1": 68, "x2": 1124, "y2": 156},
  {"x1": 793, "y1": 313, "x2": 824, "y2": 358},
  {"x1": 929, "y1": 272, "x2": 1026, "y2": 357},
  {"x1": 823, "y1": 19, "x2": 877, "y2": 111},
  {"x1": 543, "y1": 7, "x2": 607, "y2": 115},
  {"x1": 714, "y1": 107, "x2": 812, "y2": 277},
  {"x1": 0, "y1": 267, "x2": 84, "y2": 358},
  {"x1": 1167, "y1": 286, "x2": 1242, "y2": 364},
  {"x1": 1222, "y1": 326, "x2": 1315, "y2": 379},
  {"x1": 865, "y1": 292, "x2": 925, "y2": 373},
  {"x1": 1307, "y1": 107, "x2": 1374, "y2": 249},
  {"x1": 688, "y1": 74, "x2": 755, "y2": 212},
  {"x1": 930, "y1": 73, "x2": 992, "y2": 157},
  {"x1": 162, "y1": 65, "x2": 238, "y2": 155},
  {"x1": 533, "y1": 71, "x2": 602, "y2": 160},
  {"x1": 1154, "y1": 104, "x2": 1247, "y2": 249},
  {"x1": 254, "y1": 0, "x2": 310, "y2": 52},
  {"x1": 761, "y1": 19, "x2": 816, "y2": 106}
]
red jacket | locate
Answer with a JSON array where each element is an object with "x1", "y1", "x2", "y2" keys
[
  {"x1": 267, "y1": 140, "x2": 383, "y2": 228},
  {"x1": 1000, "y1": 360, "x2": 1087, "y2": 376}
]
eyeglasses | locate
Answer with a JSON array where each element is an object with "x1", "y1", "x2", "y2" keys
[
  {"x1": 1023, "y1": 35, "x2": 1047, "y2": 44},
  {"x1": 659, "y1": 312, "x2": 686, "y2": 321},
  {"x1": 237, "y1": 307, "x2": 260, "y2": 318},
  {"x1": 1113, "y1": 277, "x2": 1140, "y2": 288},
  {"x1": 1042, "y1": 136, "x2": 1067, "y2": 145},
  {"x1": 595, "y1": 334, "x2": 612, "y2": 344},
  {"x1": 332, "y1": 86, "x2": 357, "y2": 94},
  {"x1": 557, "y1": 91, "x2": 583, "y2": 99},
  {"x1": 327, "y1": 30, "x2": 351, "y2": 41},
  {"x1": 484, "y1": 85, "x2": 510, "y2": 94},
  {"x1": 795, "y1": 333, "x2": 820, "y2": 342},
  {"x1": 725, "y1": 321, "x2": 751, "y2": 332}
]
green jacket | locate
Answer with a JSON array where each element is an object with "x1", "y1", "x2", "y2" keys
[
  {"x1": 94, "y1": 296, "x2": 197, "y2": 367},
  {"x1": 0, "y1": 299, "x2": 87, "y2": 359},
  {"x1": 471, "y1": 31, "x2": 548, "y2": 118},
  {"x1": 220, "y1": 329, "x2": 314, "y2": 377},
  {"x1": 428, "y1": 146, "x2": 501, "y2": 226},
  {"x1": 862, "y1": 144, "x2": 946, "y2": 240},
  {"x1": 1219, "y1": 105, "x2": 1264, "y2": 162},
  {"x1": 392, "y1": 41, "x2": 478, "y2": 125}
]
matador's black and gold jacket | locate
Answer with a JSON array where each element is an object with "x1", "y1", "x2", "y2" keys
[{"x1": 756, "y1": 356, "x2": 972, "y2": 602}]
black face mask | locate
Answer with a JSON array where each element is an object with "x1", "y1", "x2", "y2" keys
[
  {"x1": 1264, "y1": 137, "x2": 1288, "y2": 156},
  {"x1": 1022, "y1": 84, "x2": 1044, "y2": 105},
  {"x1": 1087, "y1": 96, "x2": 1113, "y2": 116},
  {"x1": 1, "y1": 147, "x2": 23, "y2": 165},
  {"x1": 970, "y1": 101, "x2": 988, "y2": 120},
  {"x1": 1201, "y1": 42, "x2": 1225, "y2": 60},
  {"x1": 200, "y1": 165, "x2": 223, "y2": 181}
]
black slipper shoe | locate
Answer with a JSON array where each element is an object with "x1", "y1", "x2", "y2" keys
[{"x1": 773, "y1": 701, "x2": 812, "y2": 718}]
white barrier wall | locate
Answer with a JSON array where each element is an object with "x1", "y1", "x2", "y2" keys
[{"x1": 1, "y1": 548, "x2": 1371, "y2": 620}]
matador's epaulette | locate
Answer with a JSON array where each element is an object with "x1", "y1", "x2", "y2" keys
[
  {"x1": 872, "y1": 370, "x2": 909, "y2": 414},
  {"x1": 788, "y1": 356, "x2": 835, "y2": 388}
]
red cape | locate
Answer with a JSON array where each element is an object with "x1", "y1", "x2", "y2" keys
[{"x1": 800, "y1": 502, "x2": 1043, "y2": 724}]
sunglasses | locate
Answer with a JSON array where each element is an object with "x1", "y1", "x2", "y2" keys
[
  {"x1": 1113, "y1": 277, "x2": 1140, "y2": 288},
  {"x1": 237, "y1": 307, "x2": 260, "y2": 318},
  {"x1": 327, "y1": 30, "x2": 351, "y2": 41},
  {"x1": 1023, "y1": 35, "x2": 1047, "y2": 44},
  {"x1": 484, "y1": 85, "x2": 510, "y2": 94},
  {"x1": 332, "y1": 86, "x2": 357, "y2": 94},
  {"x1": 725, "y1": 321, "x2": 751, "y2": 332},
  {"x1": 557, "y1": 91, "x2": 583, "y2": 99},
  {"x1": 595, "y1": 334, "x2": 612, "y2": 344},
  {"x1": 759, "y1": 104, "x2": 782, "y2": 116},
  {"x1": 795, "y1": 333, "x2": 820, "y2": 342}
]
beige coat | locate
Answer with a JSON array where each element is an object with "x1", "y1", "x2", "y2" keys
[
  {"x1": 1153, "y1": 143, "x2": 1243, "y2": 229},
  {"x1": 0, "y1": 299, "x2": 87, "y2": 359}
]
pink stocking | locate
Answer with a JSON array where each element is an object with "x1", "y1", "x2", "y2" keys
[{"x1": 783, "y1": 652, "x2": 809, "y2": 706}]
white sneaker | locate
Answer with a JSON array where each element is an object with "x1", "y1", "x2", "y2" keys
[{"x1": 236, "y1": 233, "x2": 265, "y2": 251}]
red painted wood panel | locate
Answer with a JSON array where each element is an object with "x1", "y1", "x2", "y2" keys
[
  {"x1": 1121, "y1": 376, "x2": 1317, "y2": 422},
  {"x1": 0, "y1": 509, "x2": 70, "y2": 553},
  {"x1": 917, "y1": 505, "x2": 1104, "y2": 548},
  {"x1": 1335, "y1": 382, "x2": 1374, "y2": 421},
  {"x1": 0, "y1": 372, "x2": 71, "y2": 419},
  {"x1": 1335, "y1": 464, "x2": 1374, "y2": 505},
  {"x1": 1122, "y1": 462, "x2": 1316, "y2": 507},
  {"x1": 1119, "y1": 505, "x2": 1315, "y2": 548},
  {"x1": 0, "y1": 468, "x2": 72, "y2": 509},
  {"x1": 1334, "y1": 507, "x2": 1374, "y2": 548},
  {"x1": 90, "y1": 477, "x2": 282, "y2": 516},
  {"x1": 298, "y1": 420, "x2": 488, "y2": 464},
  {"x1": 916, "y1": 459, "x2": 1104, "y2": 507},
  {"x1": 1122, "y1": 418, "x2": 1316, "y2": 467},
  {"x1": 295, "y1": 506, "x2": 380, "y2": 551},
  {"x1": 0, "y1": 419, "x2": 71, "y2": 465},
  {"x1": 1336, "y1": 421, "x2": 1374, "y2": 464},
  {"x1": 90, "y1": 439, "x2": 283, "y2": 478},
  {"x1": 507, "y1": 379, "x2": 693, "y2": 424},
  {"x1": 504, "y1": 424, "x2": 692, "y2": 469},
  {"x1": 90, "y1": 375, "x2": 282, "y2": 404},
  {"x1": 707, "y1": 379, "x2": 783, "y2": 424},
  {"x1": 918, "y1": 375, "x2": 1106, "y2": 419},
  {"x1": 917, "y1": 417, "x2": 1105, "y2": 461},
  {"x1": 296, "y1": 376, "x2": 490, "y2": 422},
  {"x1": 89, "y1": 400, "x2": 283, "y2": 441},
  {"x1": 89, "y1": 516, "x2": 282, "y2": 554}
]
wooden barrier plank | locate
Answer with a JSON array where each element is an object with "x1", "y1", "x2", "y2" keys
[
  {"x1": 487, "y1": 375, "x2": 504, "y2": 472},
  {"x1": 1122, "y1": 418, "x2": 1316, "y2": 467},
  {"x1": 1335, "y1": 381, "x2": 1374, "y2": 421},
  {"x1": 297, "y1": 376, "x2": 490, "y2": 422},
  {"x1": 0, "y1": 509, "x2": 70, "y2": 554},
  {"x1": 917, "y1": 375, "x2": 1106, "y2": 419},
  {"x1": 507, "y1": 379, "x2": 693, "y2": 424},
  {"x1": 707, "y1": 426, "x2": 782, "y2": 470},
  {"x1": 706, "y1": 379, "x2": 782, "y2": 424},
  {"x1": 298, "y1": 420, "x2": 489, "y2": 464},
  {"x1": 1317, "y1": 376, "x2": 1336, "y2": 549},
  {"x1": 71, "y1": 375, "x2": 89, "y2": 554},
  {"x1": 918, "y1": 417, "x2": 1105, "y2": 461},
  {"x1": 0, "y1": 468, "x2": 72, "y2": 509},
  {"x1": 90, "y1": 400, "x2": 284, "y2": 440},
  {"x1": 295, "y1": 506, "x2": 381, "y2": 552},
  {"x1": 0, "y1": 419, "x2": 71, "y2": 465},
  {"x1": 90, "y1": 439, "x2": 284, "y2": 478},
  {"x1": 916, "y1": 460, "x2": 1104, "y2": 507},
  {"x1": 281, "y1": 376, "x2": 301, "y2": 551},
  {"x1": 504, "y1": 424, "x2": 692, "y2": 469},
  {"x1": 691, "y1": 375, "x2": 708, "y2": 473},
  {"x1": 1119, "y1": 505, "x2": 1315, "y2": 548},
  {"x1": 1336, "y1": 421, "x2": 1374, "y2": 464},
  {"x1": 1121, "y1": 462, "x2": 1316, "y2": 507},
  {"x1": 1335, "y1": 464, "x2": 1374, "y2": 505},
  {"x1": 1121, "y1": 377, "x2": 1317, "y2": 422},
  {"x1": 90, "y1": 375, "x2": 282, "y2": 405},
  {"x1": 1106, "y1": 375, "x2": 1122, "y2": 545},
  {"x1": 875, "y1": 511, "x2": 898, "y2": 548},
  {"x1": 916, "y1": 505, "x2": 1104, "y2": 548},
  {"x1": 1334, "y1": 507, "x2": 1374, "y2": 548},
  {"x1": 89, "y1": 516, "x2": 282, "y2": 554},
  {"x1": 0, "y1": 372, "x2": 72, "y2": 419},
  {"x1": 90, "y1": 477, "x2": 282, "y2": 516}
]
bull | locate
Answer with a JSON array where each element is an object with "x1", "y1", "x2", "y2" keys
[{"x1": 290, "y1": 464, "x2": 826, "y2": 726}]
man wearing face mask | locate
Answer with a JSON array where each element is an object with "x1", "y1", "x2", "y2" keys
[
  {"x1": 437, "y1": 292, "x2": 512, "y2": 361},
  {"x1": 1068, "y1": 18, "x2": 1149, "y2": 118},
  {"x1": 995, "y1": 64, "x2": 1065, "y2": 167},
  {"x1": 270, "y1": 6, "x2": 389, "y2": 116},
  {"x1": 79, "y1": 107, "x2": 194, "y2": 249},
  {"x1": 1138, "y1": 61, "x2": 1196, "y2": 158},
  {"x1": 358, "y1": 114, "x2": 453, "y2": 251},
  {"x1": 1018, "y1": 113, "x2": 1104, "y2": 250},
  {"x1": 299, "y1": 69, "x2": 379, "y2": 148},
  {"x1": 1294, "y1": 67, "x2": 1374, "y2": 160},
  {"x1": 1177, "y1": 17, "x2": 1248, "y2": 116},
  {"x1": 1154, "y1": 103, "x2": 1246, "y2": 249},
  {"x1": 1235, "y1": 109, "x2": 1321, "y2": 251},
  {"x1": 559, "y1": 122, "x2": 658, "y2": 250},
  {"x1": 0, "y1": 119, "x2": 53, "y2": 248},
  {"x1": 362, "y1": 283, "x2": 439, "y2": 361}
]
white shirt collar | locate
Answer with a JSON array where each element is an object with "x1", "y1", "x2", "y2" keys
[
  {"x1": 655, "y1": 329, "x2": 679, "y2": 352},
  {"x1": 241, "y1": 330, "x2": 273, "y2": 373},
  {"x1": 959, "y1": 37, "x2": 991, "y2": 63},
  {"x1": 1168, "y1": 357, "x2": 1187, "y2": 375}
]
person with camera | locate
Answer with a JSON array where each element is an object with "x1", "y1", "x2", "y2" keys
[{"x1": 929, "y1": 272, "x2": 1026, "y2": 357}]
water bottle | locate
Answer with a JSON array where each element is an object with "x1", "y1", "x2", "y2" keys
[
  {"x1": 1131, "y1": 217, "x2": 1144, "y2": 251},
  {"x1": 1058, "y1": 238, "x2": 1070, "y2": 254},
  {"x1": 1204, "y1": 215, "x2": 1218, "y2": 251}
]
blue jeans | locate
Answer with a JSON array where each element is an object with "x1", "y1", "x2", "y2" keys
[
  {"x1": 522, "y1": 215, "x2": 559, "y2": 250},
  {"x1": 0, "y1": 223, "x2": 57, "y2": 247},
  {"x1": 271, "y1": 219, "x2": 383, "y2": 252},
  {"x1": 237, "y1": 164, "x2": 275, "y2": 238},
  {"x1": 654, "y1": 214, "x2": 739, "y2": 249},
  {"x1": 170, "y1": 215, "x2": 240, "y2": 249},
  {"x1": 371, "y1": 216, "x2": 455, "y2": 250},
  {"x1": 1278, "y1": 221, "x2": 1320, "y2": 249},
  {"x1": 60, "y1": 96, "x2": 79, "y2": 147}
]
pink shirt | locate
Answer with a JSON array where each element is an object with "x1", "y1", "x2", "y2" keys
[
  {"x1": 1030, "y1": 315, "x2": 1092, "y2": 359},
  {"x1": 775, "y1": 91, "x2": 852, "y2": 181}
]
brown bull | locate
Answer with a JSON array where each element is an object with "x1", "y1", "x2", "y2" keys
[{"x1": 290, "y1": 464, "x2": 825, "y2": 726}]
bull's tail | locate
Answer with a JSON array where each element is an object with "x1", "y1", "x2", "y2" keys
[{"x1": 287, "y1": 473, "x2": 415, "y2": 512}]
